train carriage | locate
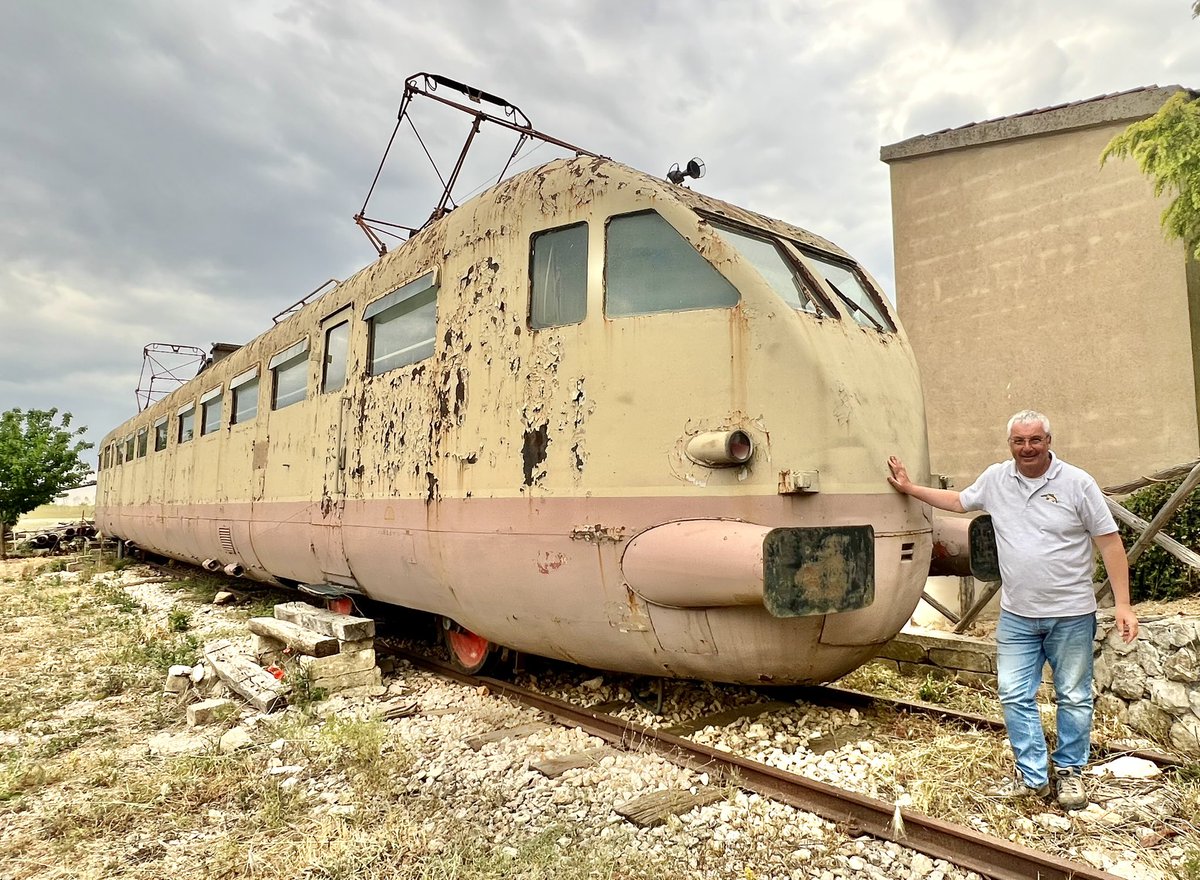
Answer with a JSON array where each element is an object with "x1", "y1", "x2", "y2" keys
[{"x1": 97, "y1": 154, "x2": 936, "y2": 684}]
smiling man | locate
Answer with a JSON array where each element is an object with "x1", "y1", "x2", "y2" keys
[{"x1": 887, "y1": 409, "x2": 1139, "y2": 811}]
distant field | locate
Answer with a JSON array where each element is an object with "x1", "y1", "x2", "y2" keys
[{"x1": 16, "y1": 503, "x2": 95, "y2": 531}]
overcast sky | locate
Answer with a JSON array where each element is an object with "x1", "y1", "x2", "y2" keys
[{"x1": 2, "y1": 0, "x2": 1198, "y2": 473}]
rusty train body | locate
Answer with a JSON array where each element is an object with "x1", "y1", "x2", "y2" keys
[{"x1": 97, "y1": 155, "x2": 936, "y2": 684}]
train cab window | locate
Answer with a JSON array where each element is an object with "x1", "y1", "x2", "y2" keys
[
  {"x1": 124, "y1": 435, "x2": 135, "y2": 461},
  {"x1": 230, "y1": 368, "x2": 259, "y2": 425},
  {"x1": 322, "y1": 321, "x2": 350, "y2": 393},
  {"x1": 605, "y1": 211, "x2": 739, "y2": 316},
  {"x1": 530, "y1": 223, "x2": 587, "y2": 328},
  {"x1": 364, "y1": 270, "x2": 437, "y2": 376},
  {"x1": 153, "y1": 417, "x2": 168, "y2": 451},
  {"x1": 797, "y1": 248, "x2": 894, "y2": 332},
  {"x1": 711, "y1": 223, "x2": 823, "y2": 315},
  {"x1": 269, "y1": 340, "x2": 309, "y2": 410},
  {"x1": 178, "y1": 404, "x2": 195, "y2": 444},
  {"x1": 200, "y1": 387, "x2": 223, "y2": 435},
  {"x1": 136, "y1": 428, "x2": 149, "y2": 458}
]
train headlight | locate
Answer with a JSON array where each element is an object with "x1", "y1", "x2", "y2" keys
[{"x1": 685, "y1": 430, "x2": 755, "y2": 468}]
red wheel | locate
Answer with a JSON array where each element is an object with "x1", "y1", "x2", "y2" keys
[{"x1": 444, "y1": 625, "x2": 492, "y2": 674}]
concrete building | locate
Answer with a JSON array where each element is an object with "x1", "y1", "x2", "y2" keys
[{"x1": 882, "y1": 86, "x2": 1200, "y2": 490}]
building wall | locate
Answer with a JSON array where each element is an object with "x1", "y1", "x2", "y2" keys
[{"x1": 888, "y1": 120, "x2": 1198, "y2": 489}]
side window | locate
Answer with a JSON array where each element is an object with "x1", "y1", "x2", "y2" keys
[
  {"x1": 230, "y1": 368, "x2": 259, "y2": 425},
  {"x1": 605, "y1": 211, "x2": 739, "y2": 317},
  {"x1": 270, "y1": 340, "x2": 309, "y2": 411},
  {"x1": 365, "y1": 270, "x2": 437, "y2": 376},
  {"x1": 125, "y1": 435, "x2": 136, "y2": 461},
  {"x1": 153, "y1": 417, "x2": 168, "y2": 451},
  {"x1": 530, "y1": 223, "x2": 587, "y2": 328},
  {"x1": 200, "y1": 387, "x2": 223, "y2": 435},
  {"x1": 136, "y1": 428, "x2": 149, "y2": 458},
  {"x1": 797, "y1": 247, "x2": 894, "y2": 332},
  {"x1": 322, "y1": 321, "x2": 350, "y2": 393},
  {"x1": 178, "y1": 405, "x2": 195, "y2": 444}
]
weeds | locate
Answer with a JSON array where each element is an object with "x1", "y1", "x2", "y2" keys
[{"x1": 167, "y1": 605, "x2": 192, "y2": 632}]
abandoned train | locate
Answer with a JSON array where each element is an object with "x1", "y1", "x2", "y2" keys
[{"x1": 97, "y1": 155, "x2": 937, "y2": 684}]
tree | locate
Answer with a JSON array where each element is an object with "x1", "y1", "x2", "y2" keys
[
  {"x1": 0, "y1": 408, "x2": 93, "y2": 558},
  {"x1": 1101, "y1": 90, "x2": 1200, "y2": 260}
]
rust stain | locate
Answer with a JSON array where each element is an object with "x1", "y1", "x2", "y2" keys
[{"x1": 535, "y1": 550, "x2": 567, "y2": 574}]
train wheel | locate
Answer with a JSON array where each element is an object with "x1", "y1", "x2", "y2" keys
[{"x1": 443, "y1": 623, "x2": 492, "y2": 674}]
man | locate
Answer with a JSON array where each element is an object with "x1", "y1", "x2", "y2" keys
[{"x1": 887, "y1": 410, "x2": 1139, "y2": 811}]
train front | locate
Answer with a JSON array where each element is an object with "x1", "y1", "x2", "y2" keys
[{"x1": 581, "y1": 183, "x2": 936, "y2": 684}]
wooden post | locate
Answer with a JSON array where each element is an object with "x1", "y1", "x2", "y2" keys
[
  {"x1": 1103, "y1": 497, "x2": 1200, "y2": 571},
  {"x1": 919, "y1": 589, "x2": 960, "y2": 624},
  {"x1": 958, "y1": 576, "x2": 975, "y2": 618},
  {"x1": 953, "y1": 579, "x2": 1003, "y2": 633},
  {"x1": 1096, "y1": 459, "x2": 1200, "y2": 602}
]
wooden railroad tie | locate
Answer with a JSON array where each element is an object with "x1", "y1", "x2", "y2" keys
[{"x1": 614, "y1": 787, "x2": 726, "y2": 827}]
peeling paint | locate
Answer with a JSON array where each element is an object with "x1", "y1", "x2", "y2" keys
[{"x1": 521, "y1": 423, "x2": 550, "y2": 486}]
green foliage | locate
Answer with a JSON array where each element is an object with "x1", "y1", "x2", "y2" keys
[
  {"x1": 1101, "y1": 90, "x2": 1200, "y2": 260},
  {"x1": 916, "y1": 672, "x2": 952, "y2": 704},
  {"x1": 1100, "y1": 478, "x2": 1200, "y2": 601},
  {"x1": 167, "y1": 606, "x2": 192, "y2": 633},
  {"x1": 0, "y1": 408, "x2": 92, "y2": 556}
]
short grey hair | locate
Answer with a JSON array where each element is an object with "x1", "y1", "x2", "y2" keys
[{"x1": 1007, "y1": 409, "x2": 1051, "y2": 436}]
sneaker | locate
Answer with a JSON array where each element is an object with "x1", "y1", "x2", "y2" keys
[
  {"x1": 1054, "y1": 769, "x2": 1088, "y2": 810},
  {"x1": 987, "y1": 776, "x2": 1052, "y2": 800}
]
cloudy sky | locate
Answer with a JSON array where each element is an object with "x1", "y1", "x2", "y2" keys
[{"x1": 2, "y1": 0, "x2": 1198, "y2": 472}]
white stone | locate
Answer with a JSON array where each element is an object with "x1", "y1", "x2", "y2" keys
[
  {"x1": 219, "y1": 726, "x2": 253, "y2": 753},
  {"x1": 1088, "y1": 756, "x2": 1161, "y2": 779}
]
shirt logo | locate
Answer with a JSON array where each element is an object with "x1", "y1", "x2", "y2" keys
[{"x1": 1041, "y1": 493, "x2": 1059, "y2": 504}]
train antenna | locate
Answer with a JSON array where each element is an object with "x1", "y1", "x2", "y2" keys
[{"x1": 354, "y1": 73, "x2": 606, "y2": 257}]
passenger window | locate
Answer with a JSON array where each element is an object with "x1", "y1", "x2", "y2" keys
[
  {"x1": 230, "y1": 368, "x2": 259, "y2": 425},
  {"x1": 125, "y1": 435, "x2": 136, "y2": 460},
  {"x1": 322, "y1": 321, "x2": 350, "y2": 393},
  {"x1": 178, "y1": 405, "x2": 195, "y2": 444},
  {"x1": 365, "y1": 270, "x2": 437, "y2": 376},
  {"x1": 200, "y1": 387, "x2": 223, "y2": 435},
  {"x1": 798, "y1": 248, "x2": 894, "y2": 332},
  {"x1": 712, "y1": 224, "x2": 823, "y2": 314},
  {"x1": 270, "y1": 340, "x2": 309, "y2": 410},
  {"x1": 153, "y1": 418, "x2": 168, "y2": 451},
  {"x1": 605, "y1": 211, "x2": 739, "y2": 317},
  {"x1": 530, "y1": 223, "x2": 587, "y2": 328},
  {"x1": 136, "y1": 428, "x2": 148, "y2": 458}
]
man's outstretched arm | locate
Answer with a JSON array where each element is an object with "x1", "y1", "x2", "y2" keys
[{"x1": 887, "y1": 455, "x2": 967, "y2": 513}]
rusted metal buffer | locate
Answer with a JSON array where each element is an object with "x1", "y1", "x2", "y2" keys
[{"x1": 97, "y1": 81, "x2": 944, "y2": 685}]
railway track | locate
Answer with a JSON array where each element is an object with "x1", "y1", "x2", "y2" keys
[{"x1": 389, "y1": 646, "x2": 1132, "y2": 880}]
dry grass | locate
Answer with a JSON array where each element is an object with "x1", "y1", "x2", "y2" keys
[
  {"x1": 841, "y1": 660, "x2": 1200, "y2": 876},
  {"x1": 0, "y1": 558, "x2": 663, "y2": 880}
]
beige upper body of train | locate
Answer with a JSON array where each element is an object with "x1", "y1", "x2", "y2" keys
[{"x1": 98, "y1": 156, "x2": 934, "y2": 684}]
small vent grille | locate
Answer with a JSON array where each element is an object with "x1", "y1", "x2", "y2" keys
[
  {"x1": 900, "y1": 541, "x2": 915, "y2": 562},
  {"x1": 219, "y1": 526, "x2": 236, "y2": 555}
]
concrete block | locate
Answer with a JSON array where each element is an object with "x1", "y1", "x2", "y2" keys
[
  {"x1": 252, "y1": 633, "x2": 286, "y2": 665},
  {"x1": 273, "y1": 601, "x2": 375, "y2": 641},
  {"x1": 298, "y1": 649, "x2": 376, "y2": 678},
  {"x1": 339, "y1": 637, "x2": 374, "y2": 655},
  {"x1": 312, "y1": 667, "x2": 382, "y2": 693},
  {"x1": 878, "y1": 640, "x2": 928, "y2": 663},
  {"x1": 928, "y1": 647, "x2": 994, "y2": 673},
  {"x1": 188, "y1": 698, "x2": 236, "y2": 727}
]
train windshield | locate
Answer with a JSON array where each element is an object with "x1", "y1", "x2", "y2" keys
[
  {"x1": 798, "y1": 248, "x2": 894, "y2": 332},
  {"x1": 710, "y1": 223, "x2": 822, "y2": 315}
]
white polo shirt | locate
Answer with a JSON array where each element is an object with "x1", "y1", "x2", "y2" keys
[{"x1": 959, "y1": 453, "x2": 1117, "y2": 618}]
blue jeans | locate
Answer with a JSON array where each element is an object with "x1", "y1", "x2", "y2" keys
[{"x1": 995, "y1": 610, "x2": 1096, "y2": 787}]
